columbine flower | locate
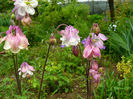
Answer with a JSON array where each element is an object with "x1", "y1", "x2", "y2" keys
[
  {"x1": 91, "y1": 33, "x2": 108, "y2": 49},
  {"x1": 18, "y1": 62, "x2": 35, "y2": 78},
  {"x1": 21, "y1": 15, "x2": 32, "y2": 26},
  {"x1": 90, "y1": 60, "x2": 98, "y2": 71},
  {"x1": 59, "y1": 26, "x2": 80, "y2": 47},
  {"x1": 83, "y1": 44, "x2": 101, "y2": 59},
  {"x1": 13, "y1": 0, "x2": 38, "y2": 19},
  {"x1": 0, "y1": 25, "x2": 29, "y2": 53}
]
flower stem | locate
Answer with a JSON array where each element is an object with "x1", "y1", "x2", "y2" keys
[
  {"x1": 86, "y1": 60, "x2": 89, "y2": 99},
  {"x1": 12, "y1": 54, "x2": 22, "y2": 96},
  {"x1": 53, "y1": 24, "x2": 68, "y2": 34},
  {"x1": 38, "y1": 44, "x2": 51, "y2": 99},
  {"x1": 105, "y1": 68, "x2": 107, "y2": 99},
  {"x1": 78, "y1": 44, "x2": 84, "y2": 66}
]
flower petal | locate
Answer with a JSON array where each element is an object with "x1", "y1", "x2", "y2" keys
[
  {"x1": 17, "y1": 7, "x2": 26, "y2": 16},
  {"x1": 98, "y1": 33, "x2": 108, "y2": 41},
  {"x1": 83, "y1": 45, "x2": 92, "y2": 58},
  {"x1": 25, "y1": 6, "x2": 35, "y2": 15},
  {"x1": 30, "y1": 0, "x2": 38, "y2": 8},
  {"x1": 93, "y1": 47, "x2": 101, "y2": 58}
]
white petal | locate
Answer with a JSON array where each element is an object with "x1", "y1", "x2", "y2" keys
[
  {"x1": 19, "y1": 72, "x2": 21, "y2": 75},
  {"x1": 25, "y1": 6, "x2": 35, "y2": 15},
  {"x1": 22, "y1": 73, "x2": 27, "y2": 78},
  {"x1": 4, "y1": 41, "x2": 11, "y2": 50},
  {"x1": 11, "y1": 48, "x2": 20, "y2": 53},
  {"x1": 17, "y1": 7, "x2": 26, "y2": 16},
  {"x1": 27, "y1": 70, "x2": 33, "y2": 75},
  {"x1": 30, "y1": 0, "x2": 38, "y2": 8}
]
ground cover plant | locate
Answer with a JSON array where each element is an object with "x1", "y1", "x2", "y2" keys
[{"x1": 0, "y1": 0, "x2": 133, "y2": 99}]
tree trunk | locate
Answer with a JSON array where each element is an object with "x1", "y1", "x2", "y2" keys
[{"x1": 108, "y1": 0, "x2": 115, "y2": 22}]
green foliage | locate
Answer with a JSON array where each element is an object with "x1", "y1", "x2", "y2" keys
[
  {"x1": 109, "y1": 18, "x2": 133, "y2": 57},
  {"x1": 0, "y1": 13, "x2": 10, "y2": 26},
  {"x1": 0, "y1": 0, "x2": 13, "y2": 13},
  {"x1": 95, "y1": 71, "x2": 133, "y2": 99}
]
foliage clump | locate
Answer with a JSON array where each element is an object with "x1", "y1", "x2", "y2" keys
[{"x1": 116, "y1": 56, "x2": 132, "y2": 78}]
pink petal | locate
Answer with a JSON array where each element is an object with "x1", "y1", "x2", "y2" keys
[
  {"x1": 89, "y1": 69, "x2": 97, "y2": 76},
  {"x1": 83, "y1": 45, "x2": 92, "y2": 58},
  {"x1": 17, "y1": 33, "x2": 29, "y2": 49},
  {"x1": 93, "y1": 47, "x2": 101, "y2": 58},
  {"x1": 90, "y1": 60, "x2": 98, "y2": 70},
  {"x1": 28, "y1": 66, "x2": 35, "y2": 71},
  {"x1": 95, "y1": 39, "x2": 104, "y2": 49},
  {"x1": 98, "y1": 33, "x2": 108, "y2": 41},
  {"x1": 9, "y1": 35, "x2": 20, "y2": 53},
  {"x1": 93, "y1": 74, "x2": 101, "y2": 82}
]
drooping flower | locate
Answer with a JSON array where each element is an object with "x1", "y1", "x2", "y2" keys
[
  {"x1": 89, "y1": 69, "x2": 98, "y2": 77},
  {"x1": 13, "y1": 0, "x2": 38, "y2": 19},
  {"x1": 0, "y1": 25, "x2": 29, "y2": 53},
  {"x1": 83, "y1": 44, "x2": 101, "y2": 59},
  {"x1": 90, "y1": 60, "x2": 98, "y2": 71},
  {"x1": 18, "y1": 62, "x2": 35, "y2": 78},
  {"x1": 21, "y1": 15, "x2": 32, "y2": 26},
  {"x1": 59, "y1": 26, "x2": 80, "y2": 47},
  {"x1": 49, "y1": 33, "x2": 56, "y2": 45},
  {"x1": 89, "y1": 60, "x2": 101, "y2": 87},
  {"x1": 72, "y1": 46, "x2": 79, "y2": 57},
  {"x1": 93, "y1": 74, "x2": 101, "y2": 83}
]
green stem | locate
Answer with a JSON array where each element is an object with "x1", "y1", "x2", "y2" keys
[
  {"x1": 38, "y1": 44, "x2": 51, "y2": 99},
  {"x1": 78, "y1": 44, "x2": 84, "y2": 66},
  {"x1": 12, "y1": 54, "x2": 22, "y2": 96},
  {"x1": 86, "y1": 60, "x2": 89, "y2": 99}
]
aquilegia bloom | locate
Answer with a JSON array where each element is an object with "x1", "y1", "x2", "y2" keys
[
  {"x1": 12, "y1": 0, "x2": 38, "y2": 19},
  {"x1": 0, "y1": 25, "x2": 29, "y2": 53},
  {"x1": 59, "y1": 26, "x2": 80, "y2": 47},
  {"x1": 83, "y1": 23, "x2": 108, "y2": 59},
  {"x1": 21, "y1": 15, "x2": 32, "y2": 26},
  {"x1": 91, "y1": 33, "x2": 108, "y2": 49},
  {"x1": 18, "y1": 62, "x2": 35, "y2": 78},
  {"x1": 83, "y1": 44, "x2": 101, "y2": 59}
]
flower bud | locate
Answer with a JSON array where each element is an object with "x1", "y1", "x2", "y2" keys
[
  {"x1": 72, "y1": 46, "x2": 79, "y2": 57},
  {"x1": 11, "y1": 14, "x2": 15, "y2": 19},
  {"x1": 49, "y1": 34, "x2": 56, "y2": 45},
  {"x1": 21, "y1": 16, "x2": 32, "y2": 26},
  {"x1": 91, "y1": 23, "x2": 100, "y2": 35}
]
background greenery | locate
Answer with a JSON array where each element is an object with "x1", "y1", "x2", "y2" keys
[{"x1": 0, "y1": 0, "x2": 133, "y2": 98}]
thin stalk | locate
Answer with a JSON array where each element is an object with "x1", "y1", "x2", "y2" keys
[
  {"x1": 53, "y1": 24, "x2": 68, "y2": 34},
  {"x1": 78, "y1": 44, "x2": 84, "y2": 66},
  {"x1": 38, "y1": 44, "x2": 51, "y2": 99},
  {"x1": 86, "y1": 60, "x2": 89, "y2": 99},
  {"x1": 105, "y1": 68, "x2": 107, "y2": 99},
  {"x1": 12, "y1": 54, "x2": 22, "y2": 96}
]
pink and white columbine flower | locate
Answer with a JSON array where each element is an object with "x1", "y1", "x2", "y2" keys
[
  {"x1": 18, "y1": 62, "x2": 35, "y2": 78},
  {"x1": 0, "y1": 25, "x2": 29, "y2": 53},
  {"x1": 12, "y1": 0, "x2": 38, "y2": 19},
  {"x1": 83, "y1": 44, "x2": 101, "y2": 59},
  {"x1": 91, "y1": 33, "x2": 108, "y2": 49},
  {"x1": 59, "y1": 26, "x2": 80, "y2": 47}
]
